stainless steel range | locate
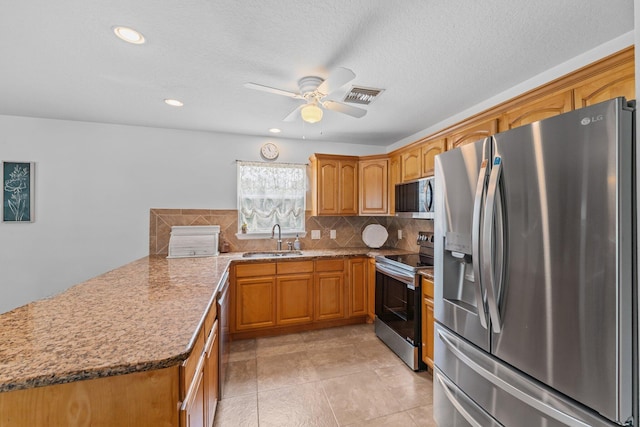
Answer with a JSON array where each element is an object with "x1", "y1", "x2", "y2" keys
[{"x1": 374, "y1": 231, "x2": 434, "y2": 370}]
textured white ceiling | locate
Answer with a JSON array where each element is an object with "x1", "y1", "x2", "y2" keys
[{"x1": 0, "y1": 1, "x2": 633, "y2": 146}]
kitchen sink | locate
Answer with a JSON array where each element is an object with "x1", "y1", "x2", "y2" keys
[{"x1": 242, "y1": 250, "x2": 304, "y2": 258}]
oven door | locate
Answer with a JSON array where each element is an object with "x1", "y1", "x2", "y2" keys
[{"x1": 375, "y1": 262, "x2": 420, "y2": 346}]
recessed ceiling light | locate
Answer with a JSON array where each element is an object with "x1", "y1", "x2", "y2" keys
[
  {"x1": 164, "y1": 99, "x2": 184, "y2": 107},
  {"x1": 269, "y1": 128, "x2": 281, "y2": 133},
  {"x1": 113, "y1": 26, "x2": 145, "y2": 44}
]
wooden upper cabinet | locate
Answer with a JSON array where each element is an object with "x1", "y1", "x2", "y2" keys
[
  {"x1": 339, "y1": 159, "x2": 359, "y2": 215},
  {"x1": 310, "y1": 154, "x2": 358, "y2": 216},
  {"x1": 400, "y1": 147, "x2": 421, "y2": 182},
  {"x1": 421, "y1": 139, "x2": 445, "y2": 177},
  {"x1": 388, "y1": 154, "x2": 401, "y2": 215},
  {"x1": 500, "y1": 90, "x2": 573, "y2": 131},
  {"x1": 359, "y1": 158, "x2": 388, "y2": 215},
  {"x1": 572, "y1": 60, "x2": 635, "y2": 108},
  {"x1": 446, "y1": 118, "x2": 499, "y2": 151}
]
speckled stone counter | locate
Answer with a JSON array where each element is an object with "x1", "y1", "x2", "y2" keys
[{"x1": 0, "y1": 247, "x2": 411, "y2": 393}]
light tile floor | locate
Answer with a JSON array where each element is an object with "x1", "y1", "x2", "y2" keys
[{"x1": 214, "y1": 323, "x2": 436, "y2": 427}]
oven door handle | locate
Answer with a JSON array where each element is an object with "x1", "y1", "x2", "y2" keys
[{"x1": 375, "y1": 263, "x2": 415, "y2": 289}]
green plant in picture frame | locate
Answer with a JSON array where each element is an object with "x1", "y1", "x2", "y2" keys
[{"x1": 2, "y1": 161, "x2": 35, "y2": 223}]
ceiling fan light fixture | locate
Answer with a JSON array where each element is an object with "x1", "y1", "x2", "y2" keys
[{"x1": 301, "y1": 104, "x2": 323, "y2": 123}]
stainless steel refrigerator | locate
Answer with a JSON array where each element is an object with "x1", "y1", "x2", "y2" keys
[{"x1": 433, "y1": 97, "x2": 636, "y2": 427}]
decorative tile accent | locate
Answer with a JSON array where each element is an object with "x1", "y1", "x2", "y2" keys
[{"x1": 149, "y1": 209, "x2": 432, "y2": 255}]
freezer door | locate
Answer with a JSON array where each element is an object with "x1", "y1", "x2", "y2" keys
[
  {"x1": 434, "y1": 324, "x2": 620, "y2": 427},
  {"x1": 434, "y1": 138, "x2": 491, "y2": 351},
  {"x1": 487, "y1": 98, "x2": 633, "y2": 423}
]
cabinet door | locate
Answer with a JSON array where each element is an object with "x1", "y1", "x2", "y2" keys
[
  {"x1": 359, "y1": 159, "x2": 388, "y2": 215},
  {"x1": 501, "y1": 90, "x2": 573, "y2": 131},
  {"x1": 421, "y1": 139, "x2": 445, "y2": 177},
  {"x1": 317, "y1": 159, "x2": 340, "y2": 215},
  {"x1": 401, "y1": 147, "x2": 421, "y2": 182},
  {"x1": 235, "y1": 277, "x2": 276, "y2": 331},
  {"x1": 276, "y1": 274, "x2": 314, "y2": 326},
  {"x1": 180, "y1": 367, "x2": 205, "y2": 427},
  {"x1": 446, "y1": 118, "x2": 499, "y2": 151},
  {"x1": 339, "y1": 160, "x2": 359, "y2": 215},
  {"x1": 204, "y1": 320, "x2": 219, "y2": 427},
  {"x1": 422, "y1": 297, "x2": 435, "y2": 369},
  {"x1": 315, "y1": 271, "x2": 345, "y2": 321},
  {"x1": 388, "y1": 154, "x2": 401, "y2": 215},
  {"x1": 573, "y1": 60, "x2": 635, "y2": 108},
  {"x1": 348, "y1": 258, "x2": 367, "y2": 317}
]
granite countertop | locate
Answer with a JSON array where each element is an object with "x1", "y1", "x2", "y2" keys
[{"x1": 0, "y1": 247, "x2": 411, "y2": 393}]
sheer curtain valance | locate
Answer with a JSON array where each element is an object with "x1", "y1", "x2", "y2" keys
[{"x1": 237, "y1": 161, "x2": 306, "y2": 235}]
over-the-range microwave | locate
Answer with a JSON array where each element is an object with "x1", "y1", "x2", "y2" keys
[{"x1": 395, "y1": 176, "x2": 435, "y2": 219}]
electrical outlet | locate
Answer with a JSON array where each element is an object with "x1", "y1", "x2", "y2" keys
[
  {"x1": 398, "y1": 229, "x2": 403, "y2": 240},
  {"x1": 330, "y1": 230, "x2": 336, "y2": 239},
  {"x1": 311, "y1": 230, "x2": 321, "y2": 239}
]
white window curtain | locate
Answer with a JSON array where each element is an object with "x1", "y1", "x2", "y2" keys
[{"x1": 237, "y1": 161, "x2": 306, "y2": 234}]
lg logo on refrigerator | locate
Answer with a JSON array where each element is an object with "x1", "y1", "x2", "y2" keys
[{"x1": 581, "y1": 115, "x2": 604, "y2": 125}]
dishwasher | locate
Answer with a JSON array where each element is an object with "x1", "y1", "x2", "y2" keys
[{"x1": 217, "y1": 270, "x2": 230, "y2": 399}]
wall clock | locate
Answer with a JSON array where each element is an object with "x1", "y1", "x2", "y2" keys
[{"x1": 260, "y1": 142, "x2": 279, "y2": 160}]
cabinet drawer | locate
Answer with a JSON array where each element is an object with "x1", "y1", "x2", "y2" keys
[
  {"x1": 236, "y1": 262, "x2": 276, "y2": 277},
  {"x1": 422, "y1": 277, "x2": 434, "y2": 299},
  {"x1": 277, "y1": 260, "x2": 314, "y2": 275},
  {"x1": 315, "y1": 259, "x2": 345, "y2": 272},
  {"x1": 180, "y1": 327, "x2": 205, "y2": 400}
]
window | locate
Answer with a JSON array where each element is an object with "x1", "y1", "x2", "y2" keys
[{"x1": 237, "y1": 161, "x2": 306, "y2": 236}]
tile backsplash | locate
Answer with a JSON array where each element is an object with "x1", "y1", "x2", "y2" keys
[{"x1": 149, "y1": 209, "x2": 432, "y2": 255}]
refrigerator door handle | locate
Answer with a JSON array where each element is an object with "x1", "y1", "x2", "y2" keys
[
  {"x1": 472, "y1": 159, "x2": 490, "y2": 330},
  {"x1": 434, "y1": 371, "x2": 487, "y2": 427},
  {"x1": 437, "y1": 328, "x2": 592, "y2": 427},
  {"x1": 483, "y1": 156, "x2": 503, "y2": 333}
]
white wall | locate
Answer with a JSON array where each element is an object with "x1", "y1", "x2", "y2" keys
[{"x1": 0, "y1": 116, "x2": 383, "y2": 313}]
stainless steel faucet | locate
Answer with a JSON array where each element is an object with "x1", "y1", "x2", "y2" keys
[{"x1": 271, "y1": 224, "x2": 282, "y2": 250}]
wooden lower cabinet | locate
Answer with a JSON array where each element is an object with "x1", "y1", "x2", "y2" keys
[
  {"x1": 276, "y1": 274, "x2": 314, "y2": 325},
  {"x1": 315, "y1": 259, "x2": 346, "y2": 321},
  {"x1": 348, "y1": 258, "x2": 368, "y2": 317},
  {"x1": 204, "y1": 320, "x2": 219, "y2": 427},
  {"x1": 367, "y1": 258, "x2": 376, "y2": 322},
  {"x1": 180, "y1": 367, "x2": 205, "y2": 427},
  {"x1": 235, "y1": 276, "x2": 277, "y2": 331},
  {"x1": 421, "y1": 276, "x2": 435, "y2": 370}
]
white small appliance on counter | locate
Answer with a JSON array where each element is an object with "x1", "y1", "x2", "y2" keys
[{"x1": 168, "y1": 225, "x2": 220, "y2": 258}]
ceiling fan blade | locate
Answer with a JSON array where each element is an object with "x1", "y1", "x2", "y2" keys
[
  {"x1": 283, "y1": 105, "x2": 303, "y2": 122},
  {"x1": 244, "y1": 82, "x2": 304, "y2": 99},
  {"x1": 323, "y1": 100, "x2": 367, "y2": 118},
  {"x1": 316, "y1": 67, "x2": 356, "y2": 96}
]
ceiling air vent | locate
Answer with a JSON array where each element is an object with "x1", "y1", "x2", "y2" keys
[{"x1": 343, "y1": 86, "x2": 384, "y2": 105}]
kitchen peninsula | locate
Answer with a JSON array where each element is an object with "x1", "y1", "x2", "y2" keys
[{"x1": 0, "y1": 248, "x2": 405, "y2": 426}]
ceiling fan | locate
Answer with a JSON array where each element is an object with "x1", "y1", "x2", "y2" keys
[{"x1": 244, "y1": 67, "x2": 367, "y2": 124}]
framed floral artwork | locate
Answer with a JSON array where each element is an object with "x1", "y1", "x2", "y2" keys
[{"x1": 2, "y1": 161, "x2": 35, "y2": 223}]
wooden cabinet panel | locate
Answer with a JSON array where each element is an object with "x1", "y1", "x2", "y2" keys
[
  {"x1": 340, "y1": 160, "x2": 359, "y2": 215},
  {"x1": 204, "y1": 320, "x2": 219, "y2": 427},
  {"x1": 501, "y1": 90, "x2": 573, "y2": 131},
  {"x1": 421, "y1": 276, "x2": 435, "y2": 370},
  {"x1": 310, "y1": 154, "x2": 359, "y2": 216},
  {"x1": 388, "y1": 154, "x2": 401, "y2": 215},
  {"x1": 348, "y1": 258, "x2": 367, "y2": 317},
  {"x1": 235, "y1": 277, "x2": 276, "y2": 331},
  {"x1": 277, "y1": 260, "x2": 314, "y2": 275},
  {"x1": 421, "y1": 139, "x2": 445, "y2": 177},
  {"x1": 573, "y1": 60, "x2": 635, "y2": 108},
  {"x1": 359, "y1": 158, "x2": 389, "y2": 215},
  {"x1": 180, "y1": 368, "x2": 205, "y2": 427},
  {"x1": 180, "y1": 328, "x2": 205, "y2": 399},
  {"x1": 401, "y1": 147, "x2": 421, "y2": 182},
  {"x1": 446, "y1": 118, "x2": 499, "y2": 151},
  {"x1": 236, "y1": 262, "x2": 276, "y2": 278},
  {"x1": 276, "y1": 274, "x2": 314, "y2": 326},
  {"x1": 315, "y1": 271, "x2": 345, "y2": 321},
  {"x1": 315, "y1": 258, "x2": 345, "y2": 272}
]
